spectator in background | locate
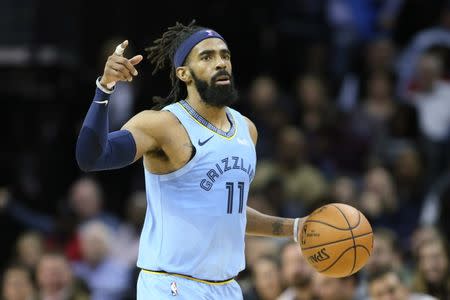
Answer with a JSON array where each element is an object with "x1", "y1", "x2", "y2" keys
[
  {"x1": 295, "y1": 74, "x2": 370, "y2": 176},
  {"x1": 365, "y1": 228, "x2": 404, "y2": 276},
  {"x1": 1, "y1": 177, "x2": 118, "y2": 234},
  {"x1": 244, "y1": 256, "x2": 283, "y2": 300},
  {"x1": 368, "y1": 268, "x2": 436, "y2": 300},
  {"x1": 277, "y1": 241, "x2": 315, "y2": 300},
  {"x1": 387, "y1": 102, "x2": 419, "y2": 142},
  {"x1": 65, "y1": 177, "x2": 119, "y2": 230},
  {"x1": 273, "y1": 0, "x2": 329, "y2": 80},
  {"x1": 327, "y1": 0, "x2": 403, "y2": 79},
  {"x1": 253, "y1": 126, "x2": 327, "y2": 215},
  {"x1": 412, "y1": 236, "x2": 450, "y2": 299},
  {"x1": 109, "y1": 190, "x2": 146, "y2": 300},
  {"x1": 391, "y1": 145, "x2": 426, "y2": 207},
  {"x1": 246, "y1": 189, "x2": 280, "y2": 217},
  {"x1": 350, "y1": 71, "x2": 400, "y2": 171},
  {"x1": 240, "y1": 236, "x2": 281, "y2": 297},
  {"x1": 56, "y1": 177, "x2": 119, "y2": 261},
  {"x1": 110, "y1": 190, "x2": 146, "y2": 268},
  {"x1": 396, "y1": 3, "x2": 450, "y2": 98},
  {"x1": 14, "y1": 231, "x2": 44, "y2": 273},
  {"x1": 337, "y1": 37, "x2": 396, "y2": 112},
  {"x1": 436, "y1": 183, "x2": 450, "y2": 238},
  {"x1": 408, "y1": 53, "x2": 450, "y2": 182},
  {"x1": 351, "y1": 71, "x2": 396, "y2": 155},
  {"x1": 72, "y1": 221, "x2": 131, "y2": 300},
  {"x1": 410, "y1": 226, "x2": 441, "y2": 259},
  {"x1": 328, "y1": 176, "x2": 358, "y2": 207},
  {"x1": 36, "y1": 253, "x2": 89, "y2": 300},
  {"x1": 0, "y1": 177, "x2": 119, "y2": 261},
  {"x1": 244, "y1": 75, "x2": 293, "y2": 159},
  {"x1": 370, "y1": 105, "x2": 420, "y2": 180},
  {"x1": 359, "y1": 167, "x2": 397, "y2": 222},
  {"x1": 2, "y1": 265, "x2": 35, "y2": 300},
  {"x1": 366, "y1": 37, "x2": 397, "y2": 75},
  {"x1": 312, "y1": 272, "x2": 360, "y2": 300},
  {"x1": 294, "y1": 75, "x2": 334, "y2": 139},
  {"x1": 244, "y1": 237, "x2": 280, "y2": 277},
  {"x1": 359, "y1": 167, "x2": 420, "y2": 248},
  {"x1": 362, "y1": 71, "x2": 396, "y2": 125},
  {"x1": 55, "y1": 177, "x2": 119, "y2": 260},
  {"x1": 419, "y1": 173, "x2": 450, "y2": 240},
  {"x1": 260, "y1": 177, "x2": 288, "y2": 216},
  {"x1": 357, "y1": 228, "x2": 407, "y2": 300}
]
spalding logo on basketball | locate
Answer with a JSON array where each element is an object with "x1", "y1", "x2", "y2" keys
[{"x1": 299, "y1": 203, "x2": 373, "y2": 278}]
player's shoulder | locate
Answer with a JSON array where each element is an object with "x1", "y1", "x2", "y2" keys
[
  {"x1": 241, "y1": 115, "x2": 256, "y2": 132},
  {"x1": 239, "y1": 113, "x2": 258, "y2": 145},
  {"x1": 134, "y1": 109, "x2": 180, "y2": 123},
  {"x1": 224, "y1": 107, "x2": 258, "y2": 144},
  {"x1": 137, "y1": 108, "x2": 175, "y2": 118},
  {"x1": 122, "y1": 109, "x2": 180, "y2": 133}
]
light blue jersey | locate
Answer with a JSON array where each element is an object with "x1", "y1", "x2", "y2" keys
[{"x1": 137, "y1": 100, "x2": 257, "y2": 282}]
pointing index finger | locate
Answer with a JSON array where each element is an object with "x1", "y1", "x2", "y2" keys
[{"x1": 114, "y1": 40, "x2": 128, "y2": 56}]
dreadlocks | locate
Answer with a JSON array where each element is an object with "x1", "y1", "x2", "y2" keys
[{"x1": 145, "y1": 20, "x2": 204, "y2": 110}]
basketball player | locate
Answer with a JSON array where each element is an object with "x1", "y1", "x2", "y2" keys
[{"x1": 76, "y1": 21, "x2": 306, "y2": 299}]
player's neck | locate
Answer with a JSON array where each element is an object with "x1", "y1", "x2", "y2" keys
[{"x1": 185, "y1": 95, "x2": 230, "y2": 131}]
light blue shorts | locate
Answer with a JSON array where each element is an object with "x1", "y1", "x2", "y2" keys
[{"x1": 137, "y1": 270, "x2": 243, "y2": 300}]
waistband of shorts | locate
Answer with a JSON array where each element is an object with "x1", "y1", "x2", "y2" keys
[{"x1": 141, "y1": 268, "x2": 235, "y2": 285}]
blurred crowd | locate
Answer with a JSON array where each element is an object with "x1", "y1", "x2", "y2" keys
[{"x1": 2, "y1": 0, "x2": 450, "y2": 299}]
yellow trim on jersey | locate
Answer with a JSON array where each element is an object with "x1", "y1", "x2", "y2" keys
[
  {"x1": 177, "y1": 102, "x2": 238, "y2": 140},
  {"x1": 141, "y1": 269, "x2": 235, "y2": 285}
]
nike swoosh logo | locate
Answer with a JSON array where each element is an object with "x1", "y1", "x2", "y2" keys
[
  {"x1": 198, "y1": 135, "x2": 214, "y2": 146},
  {"x1": 94, "y1": 100, "x2": 109, "y2": 105}
]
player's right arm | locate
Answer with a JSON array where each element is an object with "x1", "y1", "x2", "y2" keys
[{"x1": 76, "y1": 40, "x2": 156, "y2": 172}]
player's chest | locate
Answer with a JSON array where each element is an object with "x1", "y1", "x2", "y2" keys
[
  {"x1": 169, "y1": 137, "x2": 256, "y2": 216},
  {"x1": 192, "y1": 132, "x2": 257, "y2": 186},
  {"x1": 146, "y1": 124, "x2": 256, "y2": 175}
]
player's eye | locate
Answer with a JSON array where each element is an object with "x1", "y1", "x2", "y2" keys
[
  {"x1": 223, "y1": 54, "x2": 231, "y2": 60},
  {"x1": 201, "y1": 55, "x2": 212, "y2": 61}
]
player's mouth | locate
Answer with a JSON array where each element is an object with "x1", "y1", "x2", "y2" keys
[{"x1": 215, "y1": 75, "x2": 231, "y2": 85}]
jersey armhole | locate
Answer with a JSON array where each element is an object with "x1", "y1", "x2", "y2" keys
[{"x1": 144, "y1": 109, "x2": 200, "y2": 180}]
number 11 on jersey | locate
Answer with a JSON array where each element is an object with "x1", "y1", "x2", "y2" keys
[{"x1": 225, "y1": 182, "x2": 245, "y2": 214}]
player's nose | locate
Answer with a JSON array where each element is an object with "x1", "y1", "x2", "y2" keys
[{"x1": 215, "y1": 57, "x2": 226, "y2": 70}]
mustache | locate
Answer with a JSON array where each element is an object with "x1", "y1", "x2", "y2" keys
[{"x1": 211, "y1": 70, "x2": 232, "y2": 82}]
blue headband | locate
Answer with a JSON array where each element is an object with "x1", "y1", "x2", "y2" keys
[{"x1": 173, "y1": 29, "x2": 225, "y2": 68}]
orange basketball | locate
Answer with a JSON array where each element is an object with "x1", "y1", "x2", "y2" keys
[{"x1": 299, "y1": 203, "x2": 373, "y2": 278}]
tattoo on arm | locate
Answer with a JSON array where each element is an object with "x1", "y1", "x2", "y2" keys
[
  {"x1": 246, "y1": 207, "x2": 295, "y2": 237},
  {"x1": 272, "y1": 220, "x2": 283, "y2": 235}
]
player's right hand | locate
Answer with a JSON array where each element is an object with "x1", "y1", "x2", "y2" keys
[{"x1": 99, "y1": 40, "x2": 143, "y2": 88}]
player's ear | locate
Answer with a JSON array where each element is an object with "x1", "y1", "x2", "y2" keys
[{"x1": 176, "y1": 67, "x2": 191, "y2": 83}]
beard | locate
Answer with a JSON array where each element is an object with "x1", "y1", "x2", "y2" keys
[{"x1": 190, "y1": 69, "x2": 238, "y2": 108}]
